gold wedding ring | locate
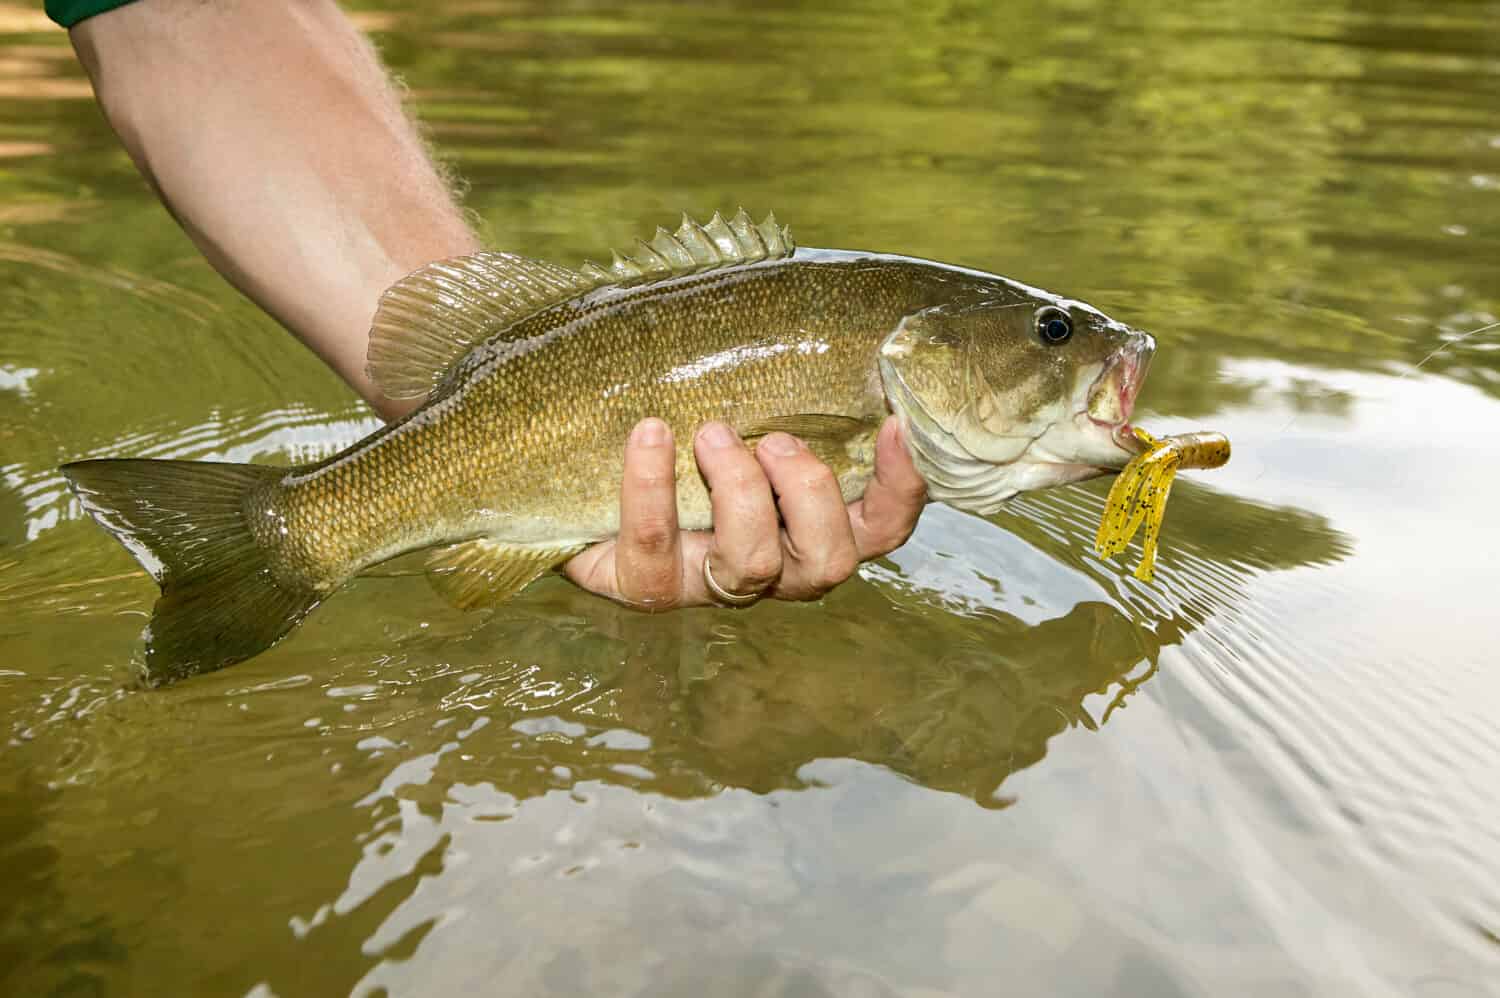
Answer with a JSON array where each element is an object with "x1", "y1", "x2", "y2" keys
[{"x1": 702, "y1": 553, "x2": 765, "y2": 608}]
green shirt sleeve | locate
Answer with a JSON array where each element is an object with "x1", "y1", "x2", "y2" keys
[{"x1": 45, "y1": 0, "x2": 138, "y2": 28}]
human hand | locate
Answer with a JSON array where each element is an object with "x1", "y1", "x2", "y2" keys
[{"x1": 562, "y1": 416, "x2": 927, "y2": 609}]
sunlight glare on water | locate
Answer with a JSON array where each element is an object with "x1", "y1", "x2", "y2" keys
[{"x1": 2, "y1": 1, "x2": 1499, "y2": 995}]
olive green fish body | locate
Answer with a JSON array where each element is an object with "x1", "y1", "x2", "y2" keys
[
  {"x1": 62, "y1": 211, "x2": 1156, "y2": 684},
  {"x1": 260, "y1": 253, "x2": 973, "y2": 589}
]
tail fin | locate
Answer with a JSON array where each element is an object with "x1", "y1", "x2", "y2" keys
[{"x1": 60, "y1": 459, "x2": 322, "y2": 686}]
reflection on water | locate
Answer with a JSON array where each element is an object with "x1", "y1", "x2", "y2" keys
[
  {"x1": 0, "y1": 488, "x2": 1355, "y2": 996},
  {"x1": 3, "y1": 0, "x2": 1500, "y2": 995}
]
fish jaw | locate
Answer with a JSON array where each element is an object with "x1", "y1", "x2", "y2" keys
[
  {"x1": 1081, "y1": 331, "x2": 1156, "y2": 467},
  {"x1": 887, "y1": 331, "x2": 1159, "y2": 513},
  {"x1": 999, "y1": 332, "x2": 1156, "y2": 484},
  {"x1": 879, "y1": 348, "x2": 1112, "y2": 513}
]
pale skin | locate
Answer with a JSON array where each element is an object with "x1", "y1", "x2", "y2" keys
[{"x1": 70, "y1": 0, "x2": 927, "y2": 608}]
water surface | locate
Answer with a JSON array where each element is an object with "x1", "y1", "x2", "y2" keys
[{"x1": 1, "y1": 1, "x2": 1498, "y2": 995}]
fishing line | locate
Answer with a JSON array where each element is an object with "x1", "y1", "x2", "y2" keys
[
  {"x1": 1408, "y1": 318, "x2": 1500, "y2": 375},
  {"x1": 1258, "y1": 317, "x2": 1500, "y2": 469}
]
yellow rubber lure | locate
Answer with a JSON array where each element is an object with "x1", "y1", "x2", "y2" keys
[{"x1": 1094, "y1": 428, "x2": 1232, "y2": 581}]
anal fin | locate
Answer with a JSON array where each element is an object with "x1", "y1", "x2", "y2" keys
[{"x1": 424, "y1": 539, "x2": 585, "y2": 609}]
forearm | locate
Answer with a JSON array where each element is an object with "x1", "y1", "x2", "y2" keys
[{"x1": 70, "y1": 0, "x2": 479, "y2": 419}]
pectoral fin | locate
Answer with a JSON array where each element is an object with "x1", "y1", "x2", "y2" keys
[
  {"x1": 739, "y1": 414, "x2": 879, "y2": 475},
  {"x1": 738, "y1": 414, "x2": 871, "y2": 442},
  {"x1": 425, "y1": 539, "x2": 585, "y2": 609}
]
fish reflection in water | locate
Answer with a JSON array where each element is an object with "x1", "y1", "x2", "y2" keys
[
  {"x1": 614, "y1": 598, "x2": 1177, "y2": 805},
  {"x1": 221, "y1": 486, "x2": 1355, "y2": 996},
  {"x1": 0, "y1": 475, "x2": 1355, "y2": 996},
  {"x1": 332, "y1": 481, "x2": 1350, "y2": 808}
]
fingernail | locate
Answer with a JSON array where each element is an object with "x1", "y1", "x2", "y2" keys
[
  {"x1": 760, "y1": 433, "x2": 801, "y2": 457},
  {"x1": 633, "y1": 418, "x2": 668, "y2": 446},
  {"x1": 699, "y1": 422, "x2": 737, "y2": 449}
]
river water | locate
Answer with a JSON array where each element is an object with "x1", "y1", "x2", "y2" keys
[{"x1": 1, "y1": 1, "x2": 1498, "y2": 995}]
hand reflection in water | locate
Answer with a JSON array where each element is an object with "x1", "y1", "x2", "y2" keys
[
  {"x1": 412, "y1": 584, "x2": 1185, "y2": 806},
  {"x1": 350, "y1": 481, "x2": 1347, "y2": 807}
]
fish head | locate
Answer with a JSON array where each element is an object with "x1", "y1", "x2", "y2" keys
[{"x1": 878, "y1": 291, "x2": 1154, "y2": 514}]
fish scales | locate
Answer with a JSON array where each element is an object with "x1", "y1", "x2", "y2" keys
[
  {"x1": 61, "y1": 212, "x2": 1160, "y2": 684},
  {"x1": 255, "y1": 255, "x2": 950, "y2": 589}
]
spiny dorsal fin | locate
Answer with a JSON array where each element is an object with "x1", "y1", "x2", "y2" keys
[
  {"x1": 579, "y1": 208, "x2": 795, "y2": 286},
  {"x1": 425, "y1": 538, "x2": 585, "y2": 610},
  {"x1": 367, "y1": 210, "x2": 795, "y2": 401},
  {"x1": 367, "y1": 252, "x2": 595, "y2": 400}
]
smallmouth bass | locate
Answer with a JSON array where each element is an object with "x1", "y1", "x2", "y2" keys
[{"x1": 63, "y1": 210, "x2": 1156, "y2": 684}]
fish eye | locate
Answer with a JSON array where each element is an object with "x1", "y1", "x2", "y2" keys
[{"x1": 1036, "y1": 307, "x2": 1073, "y2": 345}]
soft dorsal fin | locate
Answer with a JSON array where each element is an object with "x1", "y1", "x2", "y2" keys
[
  {"x1": 366, "y1": 252, "x2": 594, "y2": 400},
  {"x1": 366, "y1": 209, "x2": 795, "y2": 401}
]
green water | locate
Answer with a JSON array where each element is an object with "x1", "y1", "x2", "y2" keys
[{"x1": 3, "y1": 1, "x2": 1499, "y2": 995}]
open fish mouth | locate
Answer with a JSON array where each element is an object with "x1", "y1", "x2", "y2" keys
[{"x1": 1086, "y1": 333, "x2": 1155, "y2": 457}]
